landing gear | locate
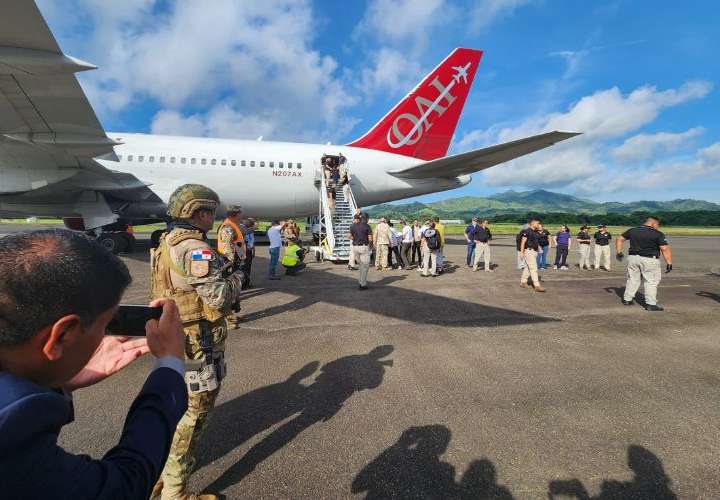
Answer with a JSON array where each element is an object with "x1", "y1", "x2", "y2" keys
[{"x1": 98, "y1": 232, "x2": 130, "y2": 254}]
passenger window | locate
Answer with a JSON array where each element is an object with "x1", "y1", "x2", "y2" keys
[
  {"x1": 297, "y1": 163, "x2": 302, "y2": 169},
  {"x1": 159, "y1": 156, "x2": 165, "y2": 163},
  {"x1": 230, "y1": 160, "x2": 236, "y2": 166},
  {"x1": 279, "y1": 162, "x2": 283, "y2": 168},
  {"x1": 250, "y1": 161, "x2": 255, "y2": 167},
  {"x1": 191, "y1": 158, "x2": 196, "y2": 165},
  {"x1": 211, "y1": 159, "x2": 217, "y2": 166},
  {"x1": 269, "y1": 161, "x2": 274, "y2": 168},
  {"x1": 149, "y1": 156, "x2": 154, "y2": 162},
  {"x1": 288, "y1": 162, "x2": 292, "y2": 168},
  {"x1": 181, "y1": 157, "x2": 187, "y2": 164},
  {"x1": 260, "y1": 161, "x2": 265, "y2": 167},
  {"x1": 221, "y1": 159, "x2": 227, "y2": 166},
  {"x1": 127, "y1": 155, "x2": 133, "y2": 161},
  {"x1": 241, "y1": 160, "x2": 246, "y2": 166},
  {"x1": 201, "y1": 159, "x2": 207, "y2": 165},
  {"x1": 170, "y1": 157, "x2": 175, "y2": 163},
  {"x1": 138, "y1": 156, "x2": 144, "y2": 162}
]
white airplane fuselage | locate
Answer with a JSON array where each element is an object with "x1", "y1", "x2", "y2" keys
[{"x1": 103, "y1": 133, "x2": 470, "y2": 219}]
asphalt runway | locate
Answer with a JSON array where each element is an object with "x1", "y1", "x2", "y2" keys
[{"x1": 3, "y1": 225, "x2": 719, "y2": 498}]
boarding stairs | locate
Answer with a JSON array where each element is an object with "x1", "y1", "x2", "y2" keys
[{"x1": 312, "y1": 165, "x2": 358, "y2": 262}]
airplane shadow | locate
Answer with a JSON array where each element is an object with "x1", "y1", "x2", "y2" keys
[
  {"x1": 125, "y1": 235, "x2": 559, "y2": 329},
  {"x1": 199, "y1": 345, "x2": 394, "y2": 494}
]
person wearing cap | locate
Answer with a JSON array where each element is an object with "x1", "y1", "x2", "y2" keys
[
  {"x1": 518, "y1": 218, "x2": 546, "y2": 292},
  {"x1": 616, "y1": 216, "x2": 673, "y2": 311},
  {"x1": 472, "y1": 219, "x2": 493, "y2": 272},
  {"x1": 576, "y1": 225, "x2": 592, "y2": 270},
  {"x1": 349, "y1": 214, "x2": 373, "y2": 289},
  {"x1": 464, "y1": 217, "x2": 479, "y2": 267},
  {"x1": 593, "y1": 224, "x2": 612, "y2": 271}
]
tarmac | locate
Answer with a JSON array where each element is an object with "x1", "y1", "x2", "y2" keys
[{"x1": 3, "y1": 225, "x2": 719, "y2": 498}]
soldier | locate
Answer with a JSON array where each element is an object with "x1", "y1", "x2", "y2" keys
[
  {"x1": 217, "y1": 204, "x2": 245, "y2": 324},
  {"x1": 150, "y1": 184, "x2": 243, "y2": 500},
  {"x1": 616, "y1": 216, "x2": 673, "y2": 311}
]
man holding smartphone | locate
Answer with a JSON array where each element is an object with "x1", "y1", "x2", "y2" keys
[
  {"x1": 151, "y1": 184, "x2": 244, "y2": 499},
  {"x1": 0, "y1": 229, "x2": 187, "y2": 498}
]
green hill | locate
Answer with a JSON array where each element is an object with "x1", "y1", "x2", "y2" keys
[{"x1": 367, "y1": 189, "x2": 720, "y2": 222}]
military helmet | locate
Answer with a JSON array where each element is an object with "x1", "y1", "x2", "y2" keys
[
  {"x1": 226, "y1": 204, "x2": 242, "y2": 214},
  {"x1": 167, "y1": 184, "x2": 220, "y2": 219}
]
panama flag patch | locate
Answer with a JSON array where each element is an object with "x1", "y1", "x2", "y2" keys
[{"x1": 191, "y1": 249, "x2": 213, "y2": 261}]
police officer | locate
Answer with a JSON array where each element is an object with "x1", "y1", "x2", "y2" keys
[
  {"x1": 576, "y1": 225, "x2": 592, "y2": 270},
  {"x1": 150, "y1": 185, "x2": 243, "y2": 500},
  {"x1": 615, "y1": 216, "x2": 673, "y2": 311},
  {"x1": 593, "y1": 224, "x2": 612, "y2": 271}
]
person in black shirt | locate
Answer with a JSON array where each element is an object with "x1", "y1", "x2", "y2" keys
[
  {"x1": 535, "y1": 223, "x2": 551, "y2": 270},
  {"x1": 472, "y1": 219, "x2": 493, "y2": 272},
  {"x1": 576, "y1": 225, "x2": 592, "y2": 270},
  {"x1": 593, "y1": 225, "x2": 612, "y2": 271},
  {"x1": 615, "y1": 216, "x2": 672, "y2": 310},
  {"x1": 349, "y1": 215, "x2": 373, "y2": 290},
  {"x1": 518, "y1": 218, "x2": 545, "y2": 292}
]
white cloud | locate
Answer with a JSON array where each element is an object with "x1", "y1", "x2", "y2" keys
[
  {"x1": 454, "y1": 80, "x2": 714, "y2": 192},
  {"x1": 611, "y1": 127, "x2": 705, "y2": 162},
  {"x1": 355, "y1": 0, "x2": 454, "y2": 54},
  {"x1": 359, "y1": 48, "x2": 424, "y2": 96},
  {"x1": 470, "y1": 0, "x2": 534, "y2": 33},
  {"x1": 40, "y1": 0, "x2": 357, "y2": 142}
]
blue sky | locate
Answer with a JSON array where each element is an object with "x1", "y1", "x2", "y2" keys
[{"x1": 38, "y1": 0, "x2": 720, "y2": 203}]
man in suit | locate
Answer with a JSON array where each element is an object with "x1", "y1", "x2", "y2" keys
[{"x1": 0, "y1": 229, "x2": 187, "y2": 499}]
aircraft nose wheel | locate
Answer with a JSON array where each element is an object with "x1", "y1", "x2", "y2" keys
[{"x1": 98, "y1": 233, "x2": 128, "y2": 254}]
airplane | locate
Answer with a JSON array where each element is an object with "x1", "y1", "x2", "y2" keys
[{"x1": 0, "y1": 1, "x2": 579, "y2": 252}]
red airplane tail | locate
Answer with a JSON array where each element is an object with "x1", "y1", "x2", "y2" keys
[{"x1": 348, "y1": 48, "x2": 483, "y2": 161}]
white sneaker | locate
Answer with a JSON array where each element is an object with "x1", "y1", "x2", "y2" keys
[
  {"x1": 561, "y1": 266, "x2": 568, "y2": 270},
  {"x1": 553, "y1": 265, "x2": 558, "y2": 270}
]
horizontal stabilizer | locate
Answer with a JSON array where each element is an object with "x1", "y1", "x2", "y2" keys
[{"x1": 388, "y1": 131, "x2": 581, "y2": 179}]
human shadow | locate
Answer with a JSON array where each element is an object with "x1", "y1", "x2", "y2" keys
[
  {"x1": 548, "y1": 445, "x2": 677, "y2": 500},
  {"x1": 352, "y1": 425, "x2": 514, "y2": 499},
  {"x1": 205, "y1": 345, "x2": 394, "y2": 493},
  {"x1": 195, "y1": 361, "x2": 320, "y2": 469},
  {"x1": 696, "y1": 291, "x2": 720, "y2": 303}
]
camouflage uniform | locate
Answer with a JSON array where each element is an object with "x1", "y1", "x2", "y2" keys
[
  {"x1": 217, "y1": 205, "x2": 245, "y2": 266},
  {"x1": 151, "y1": 185, "x2": 242, "y2": 500}
]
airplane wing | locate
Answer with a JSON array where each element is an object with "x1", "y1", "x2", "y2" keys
[
  {"x1": 388, "y1": 131, "x2": 580, "y2": 179},
  {"x1": 0, "y1": 1, "x2": 159, "y2": 226}
]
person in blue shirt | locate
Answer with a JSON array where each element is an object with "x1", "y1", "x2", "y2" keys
[
  {"x1": 464, "y1": 217, "x2": 479, "y2": 267},
  {"x1": 0, "y1": 229, "x2": 187, "y2": 499},
  {"x1": 553, "y1": 225, "x2": 572, "y2": 269}
]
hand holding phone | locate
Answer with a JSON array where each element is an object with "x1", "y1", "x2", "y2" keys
[
  {"x1": 106, "y1": 305, "x2": 163, "y2": 337},
  {"x1": 145, "y1": 299, "x2": 185, "y2": 360}
]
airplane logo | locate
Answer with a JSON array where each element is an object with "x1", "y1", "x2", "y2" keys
[{"x1": 386, "y1": 61, "x2": 473, "y2": 149}]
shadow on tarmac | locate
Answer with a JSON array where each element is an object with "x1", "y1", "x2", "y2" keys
[
  {"x1": 696, "y1": 291, "x2": 720, "y2": 303},
  {"x1": 604, "y1": 286, "x2": 647, "y2": 307},
  {"x1": 200, "y1": 345, "x2": 394, "y2": 494},
  {"x1": 352, "y1": 425, "x2": 513, "y2": 499},
  {"x1": 548, "y1": 445, "x2": 677, "y2": 500},
  {"x1": 353, "y1": 426, "x2": 677, "y2": 500}
]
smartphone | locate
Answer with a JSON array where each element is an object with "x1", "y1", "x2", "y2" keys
[{"x1": 106, "y1": 305, "x2": 163, "y2": 336}]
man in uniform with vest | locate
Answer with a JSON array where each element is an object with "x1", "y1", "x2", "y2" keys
[
  {"x1": 616, "y1": 216, "x2": 673, "y2": 311},
  {"x1": 150, "y1": 184, "x2": 243, "y2": 500},
  {"x1": 217, "y1": 204, "x2": 245, "y2": 324}
]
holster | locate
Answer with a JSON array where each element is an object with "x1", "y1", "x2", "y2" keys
[{"x1": 184, "y1": 321, "x2": 227, "y2": 394}]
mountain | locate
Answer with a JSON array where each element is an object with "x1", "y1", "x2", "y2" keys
[{"x1": 367, "y1": 190, "x2": 720, "y2": 220}]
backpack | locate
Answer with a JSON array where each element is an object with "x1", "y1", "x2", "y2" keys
[{"x1": 424, "y1": 229, "x2": 440, "y2": 250}]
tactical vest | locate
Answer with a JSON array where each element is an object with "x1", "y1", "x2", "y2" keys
[
  {"x1": 217, "y1": 218, "x2": 245, "y2": 256},
  {"x1": 151, "y1": 229, "x2": 227, "y2": 324}
]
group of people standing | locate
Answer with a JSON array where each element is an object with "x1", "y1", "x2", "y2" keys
[
  {"x1": 322, "y1": 154, "x2": 350, "y2": 211},
  {"x1": 266, "y1": 219, "x2": 307, "y2": 279},
  {"x1": 347, "y1": 214, "x2": 449, "y2": 289}
]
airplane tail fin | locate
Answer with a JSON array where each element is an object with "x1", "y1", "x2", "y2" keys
[{"x1": 348, "y1": 48, "x2": 483, "y2": 161}]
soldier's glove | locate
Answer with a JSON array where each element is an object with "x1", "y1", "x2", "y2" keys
[
  {"x1": 666, "y1": 264, "x2": 673, "y2": 273},
  {"x1": 615, "y1": 252, "x2": 624, "y2": 262}
]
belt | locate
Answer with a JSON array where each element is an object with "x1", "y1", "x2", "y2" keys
[
  {"x1": 629, "y1": 252, "x2": 659, "y2": 259},
  {"x1": 354, "y1": 243, "x2": 369, "y2": 246}
]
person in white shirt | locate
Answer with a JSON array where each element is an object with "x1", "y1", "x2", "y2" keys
[
  {"x1": 388, "y1": 222, "x2": 402, "y2": 269},
  {"x1": 400, "y1": 220, "x2": 413, "y2": 269},
  {"x1": 267, "y1": 220, "x2": 284, "y2": 280},
  {"x1": 416, "y1": 219, "x2": 430, "y2": 272}
]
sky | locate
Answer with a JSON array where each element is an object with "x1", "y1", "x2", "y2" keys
[{"x1": 37, "y1": 0, "x2": 720, "y2": 203}]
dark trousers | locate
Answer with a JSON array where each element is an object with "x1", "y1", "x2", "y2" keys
[
  {"x1": 466, "y1": 241, "x2": 475, "y2": 266},
  {"x1": 242, "y1": 249, "x2": 254, "y2": 287},
  {"x1": 388, "y1": 246, "x2": 401, "y2": 268},
  {"x1": 284, "y1": 262, "x2": 306, "y2": 275},
  {"x1": 554, "y1": 245, "x2": 569, "y2": 267},
  {"x1": 400, "y1": 242, "x2": 412, "y2": 268},
  {"x1": 411, "y1": 241, "x2": 421, "y2": 263}
]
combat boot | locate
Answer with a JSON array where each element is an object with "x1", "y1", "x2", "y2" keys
[{"x1": 181, "y1": 494, "x2": 219, "y2": 500}]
